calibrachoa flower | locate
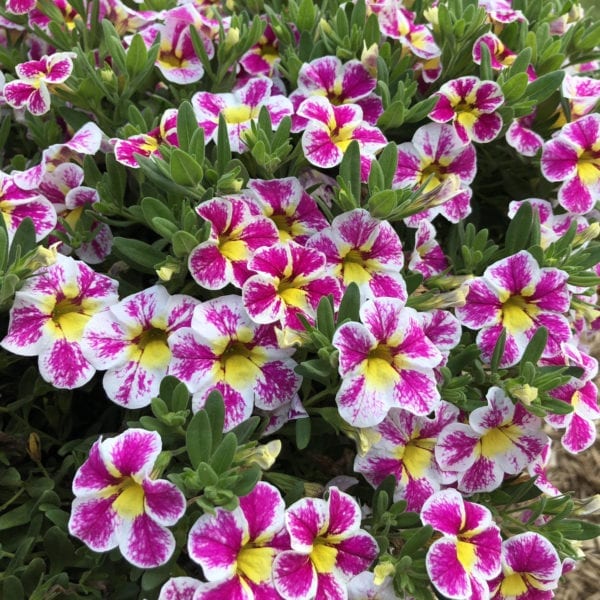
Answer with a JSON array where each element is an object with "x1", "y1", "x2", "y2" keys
[
  {"x1": 455, "y1": 250, "x2": 571, "y2": 367},
  {"x1": 545, "y1": 379, "x2": 600, "y2": 454},
  {"x1": 488, "y1": 533, "x2": 562, "y2": 599},
  {"x1": 1, "y1": 255, "x2": 119, "y2": 389},
  {"x1": 247, "y1": 177, "x2": 329, "y2": 244},
  {"x1": 68, "y1": 429, "x2": 186, "y2": 568},
  {"x1": 347, "y1": 571, "x2": 396, "y2": 599},
  {"x1": 429, "y1": 76, "x2": 504, "y2": 144},
  {"x1": 239, "y1": 23, "x2": 283, "y2": 77},
  {"x1": 408, "y1": 220, "x2": 449, "y2": 278},
  {"x1": 113, "y1": 108, "x2": 178, "y2": 168},
  {"x1": 242, "y1": 242, "x2": 342, "y2": 330},
  {"x1": 354, "y1": 402, "x2": 460, "y2": 511},
  {"x1": 5, "y1": 0, "x2": 36, "y2": 14},
  {"x1": 192, "y1": 77, "x2": 293, "y2": 153},
  {"x1": 159, "y1": 578, "x2": 201, "y2": 600},
  {"x1": 307, "y1": 208, "x2": 407, "y2": 302},
  {"x1": 472, "y1": 33, "x2": 535, "y2": 80},
  {"x1": 168, "y1": 295, "x2": 302, "y2": 431},
  {"x1": 0, "y1": 171, "x2": 56, "y2": 243},
  {"x1": 188, "y1": 195, "x2": 279, "y2": 290},
  {"x1": 541, "y1": 113, "x2": 600, "y2": 214},
  {"x1": 188, "y1": 481, "x2": 289, "y2": 599},
  {"x1": 289, "y1": 56, "x2": 383, "y2": 132},
  {"x1": 81, "y1": 285, "x2": 198, "y2": 408},
  {"x1": 4, "y1": 52, "x2": 75, "y2": 115},
  {"x1": 298, "y1": 96, "x2": 387, "y2": 179},
  {"x1": 394, "y1": 123, "x2": 477, "y2": 224},
  {"x1": 272, "y1": 487, "x2": 379, "y2": 600},
  {"x1": 139, "y1": 5, "x2": 214, "y2": 84},
  {"x1": 419, "y1": 308, "x2": 462, "y2": 364},
  {"x1": 421, "y1": 488, "x2": 502, "y2": 600},
  {"x1": 435, "y1": 387, "x2": 548, "y2": 494},
  {"x1": 506, "y1": 111, "x2": 544, "y2": 157},
  {"x1": 560, "y1": 73, "x2": 600, "y2": 123},
  {"x1": 332, "y1": 297, "x2": 443, "y2": 427},
  {"x1": 527, "y1": 440, "x2": 562, "y2": 497},
  {"x1": 378, "y1": 1, "x2": 441, "y2": 61}
]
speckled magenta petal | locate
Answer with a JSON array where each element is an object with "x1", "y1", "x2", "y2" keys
[
  {"x1": 119, "y1": 512, "x2": 176, "y2": 568},
  {"x1": 100, "y1": 429, "x2": 161, "y2": 478},
  {"x1": 68, "y1": 495, "x2": 120, "y2": 552},
  {"x1": 143, "y1": 479, "x2": 186, "y2": 527},
  {"x1": 273, "y1": 551, "x2": 317, "y2": 600},
  {"x1": 159, "y1": 577, "x2": 202, "y2": 600}
]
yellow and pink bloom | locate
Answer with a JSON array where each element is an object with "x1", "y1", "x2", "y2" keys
[
  {"x1": 68, "y1": 429, "x2": 186, "y2": 568},
  {"x1": 332, "y1": 297, "x2": 443, "y2": 427},
  {"x1": 421, "y1": 488, "x2": 502, "y2": 600},
  {"x1": 456, "y1": 251, "x2": 571, "y2": 368},
  {"x1": 188, "y1": 481, "x2": 289, "y2": 599},
  {"x1": 168, "y1": 295, "x2": 302, "y2": 431},
  {"x1": 435, "y1": 387, "x2": 548, "y2": 494},
  {"x1": 1, "y1": 255, "x2": 119, "y2": 389},
  {"x1": 272, "y1": 487, "x2": 378, "y2": 600}
]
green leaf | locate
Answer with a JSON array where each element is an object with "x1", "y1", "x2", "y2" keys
[
  {"x1": 125, "y1": 33, "x2": 148, "y2": 76},
  {"x1": 209, "y1": 432, "x2": 237, "y2": 474},
  {"x1": 186, "y1": 410, "x2": 212, "y2": 468},
  {"x1": 141, "y1": 197, "x2": 176, "y2": 228},
  {"x1": 336, "y1": 282, "x2": 361, "y2": 324},
  {"x1": 504, "y1": 201, "x2": 533, "y2": 253},
  {"x1": 316, "y1": 295, "x2": 335, "y2": 340},
  {"x1": 112, "y1": 237, "x2": 167, "y2": 271},
  {"x1": 177, "y1": 101, "x2": 199, "y2": 153},
  {"x1": 216, "y1": 114, "x2": 232, "y2": 174},
  {"x1": 524, "y1": 70, "x2": 564, "y2": 103},
  {"x1": 0, "y1": 500, "x2": 35, "y2": 530},
  {"x1": 368, "y1": 189, "x2": 396, "y2": 219},
  {"x1": 170, "y1": 149, "x2": 203, "y2": 187},
  {"x1": 205, "y1": 390, "x2": 226, "y2": 441},
  {"x1": 196, "y1": 462, "x2": 219, "y2": 487},
  {"x1": 339, "y1": 140, "x2": 361, "y2": 207},
  {"x1": 490, "y1": 328, "x2": 507, "y2": 373},
  {"x1": 172, "y1": 230, "x2": 200, "y2": 257},
  {"x1": 520, "y1": 327, "x2": 548, "y2": 367},
  {"x1": 399, "y1": 525, "x2": 434, "y2": 557},
  {"x1": 295, "y1": 359, "x2": 332, "y2": 384},
  {"x1": 501, "y1": 72, "x2": 529, "y2": 103},
  {"x1": 296, "y1": 417, "x2": 311, "y2": 450},
  {"x1": 232, "y1": 465, "x2": 262, "y2": 496},
  {"x1": 541, "y1": 396, "x2": 574, "y2": 415},
  {"x1": 231, "y1": 416, "x2": 260, "y2": 444},
  {"x1": 9, "y1": 218, "x2": 36, "y2": 264},
  {"x1": 2, "y1": 576, "x2": 24, "y2": 600},
  {"x1": 560, "y1": 519, "x2": 600, "y2": 541}
]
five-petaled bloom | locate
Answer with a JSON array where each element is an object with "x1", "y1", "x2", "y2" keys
[
  {"x1": 421, "y1": 488, "x2": 502, "y2": 600},
  {"x1": 4, "y1": 52, "x2": 76, "y2": 115},
  {"x1": 1, "y1": 255, "x2": 119, "y2": 389},
  {"x1": 272, "y1": 486, "x2": 379, "y2": 600},
  {"x1": 332, "y1": 296, "x2": 443, "y2": 427},
  {"x1": 68, "y1": 429, "x2": 186, "y2": 568},
  {"x1": 188, "y1": 481, "x2": 290, "y2": 599},
  {"x1": 456, "y1": 250, "x2": 571, "y2": 368}
]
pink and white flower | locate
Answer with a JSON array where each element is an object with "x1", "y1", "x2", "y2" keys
[
  {"x1": 455, "y1": 251, "x2": 571, "y2": 367},
  {"x1": 298, "y1": 96, "x2": 387, "y2": 179},
  {"x1": 5, "y1": 0, "x2": 36, "y2": 15},
  {"x1": 541, "y1": 113, "x2": 600, "y2": 214},
  {"x1": 242, "y1": 242, "x2": 342, "y2": 330},
  {"x1": 378, "y1": 2, "x2": 441, "y2": 61},
  {"x1": 81, "y1": 285, "x2": 198, "y2": 408},
  {"x1": 4, "y1": 52, "x2": 76, "y2": 116},
  {"x1": 289, "y1": 56, "x2": 383, "y2": 132},
  {"x1": 114, "y1": 109, "x2": 178, "y2": 168},
  {"x1": 307, "y1": 208, "x2": 406, "y2": 302},
  {"x1": 139, "y1": 5, "x2": 214, "y2": 84},
  {"x1": 247, "y1": 177, "x2": 328, "y2": 244},
  {"x1": 1, "y1": 255, "x2": 119, "y2": 389},
  {"x1": 188, "y1": 195, "x2": 279, "y2": 290},
  {"x1": 435, "y1": 387, "x2": 548, "y2": 494},
  {"x1": 354, "y1": 402, "x2": 460, "y2": 511},
  {"x1": 272, "y1": 487, "x2": 378, "y2": 600},
  {"x1": 0, "y1": 171, "x2": 57, "y2": 243},
  {"x1": 192, "y1": 77, "x2": 293, "y2": 153},
  {"x1": 488, "y1": 533, "x2": 561, "y2": 599},
  {"x1": 506, "y1": 112, "x2": 544, "y2": 157},
  {"x1": 188, "y1": 481, "x2": 289, "y2": 599},
  {"x1": 394, "y1": 123, "x2": 477, "y2": 224},
  {"x1": 239, "y1": 23, "x2": 283, "y2": 77},
  {"x1": 408, "y1": 220, "x2": 449, "y2": 278},
  {"x1": 472, "y1": 33, "x2": 535, "y2": 80},
  {"x1": 332, "y1": 297, "x2": 443, "y2": 427},
  {"x1": 479, "y1": 0, "x2": 526, "y2": 25},
  {"x1": 561, "y1": 73, "x2": 600, "y2": 122},
  {"x1": 68, "y1": 429, "x2": 186, "y2": 568},
  {"x1": 421, "y1": 489, "x2": 502, "y2": 600},
  {"x1": 168, "y1": 295, "x2": 302, "y2": 432},
  {"x1": 159, "y1": 578, "x2": 202, "y2": 600},
  {"x1": 429, "y1": 76, "x2": 504, "y2": 144},
  {"x1": 545, "y1": 379, "x2": 600, "y2": 454}
]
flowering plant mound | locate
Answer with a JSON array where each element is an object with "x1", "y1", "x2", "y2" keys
[{"x1": 1, "y1": 0, "x2": 600, "y2": 599}]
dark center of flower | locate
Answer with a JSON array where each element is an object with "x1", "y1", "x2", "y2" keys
[{"x1": 137, "y1": 327, "x2": 168, "y2": 350}]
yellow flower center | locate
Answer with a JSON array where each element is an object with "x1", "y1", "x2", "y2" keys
[
  {"x1": 277, "y1": 277, "x2": 308, "y2": 309},
  {"x1": 330, "y1": 124, "x2": 357, "y2": 152},
  {"x1": 311, "y1": 537, "x2": 338, "y2": 573},
  {"x1": 341, "y1": 248, "x2": 371, "y2": 285},
  {"x1": 501, "y1": 295, "x2": 537, "y2": 333},
  {"x1": 112, "y1": 477, "x2": 145, "y2": 519},
  {"x1": 577, "y1": 149, "x2": 600, "y2": 185},
  {"x1": 500, "y1": 572, "x2": 529, "y2": 596},
  {"x1": 456, "y1": 539, "x2": 477, "y2": 571},
  {"x1": 51, "y1": 295, "x2": 90, "y2": 341},
  {"x1": 222, "y1": 105, "x2": 258, "y2": 125},
  {"x1": 135, "y1": 326, "x2": 171, "y2": 369},
  {"x1": 220, "y1": 339, "x2": 263, "y2": 388},
  {"x1": 236, "y1": 545, "x2": 276, "y2": 583}
]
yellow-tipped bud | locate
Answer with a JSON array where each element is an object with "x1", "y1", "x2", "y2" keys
[
  {"x1": 511, "y1": 384, "x2": 539, "y2": 405},
  {"x1": 224, "y1": 27, "x2": 240, "y2": 49},
  {"x1": 373, "y1": 561, "x2": 396, "y2": 585},
  {"x1": 27, "y1": 432, "x2": 42, "y2": 462},
  {"x1": 361, "y1": 43, "x2": 379, "y2": 77}
]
